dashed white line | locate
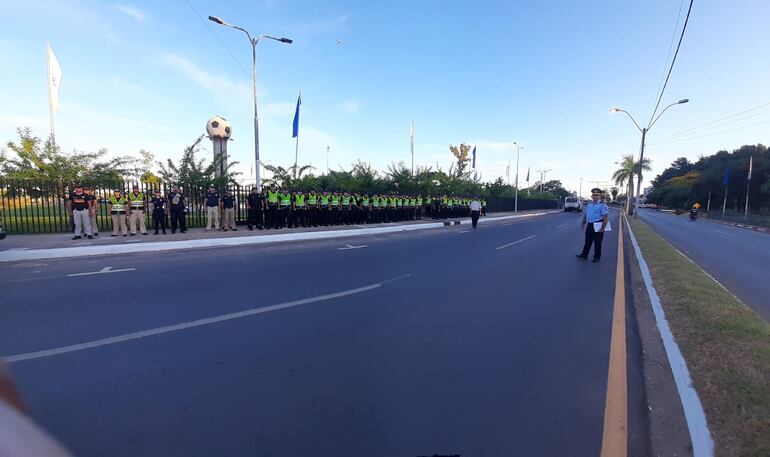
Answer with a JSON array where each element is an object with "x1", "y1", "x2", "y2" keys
[
  {"x1": 337, "y1": 244, "x2": 368, "y2": 250},
  {"x1": 710, "y1": 229, "x2": 734, "y2": 237},
  {"x1": 66, "y1": 266, "x2": 136, "y2": 277},
  {"x1": 555, "y1": 222, "x2": 570, "y2": 228},
  {"x1": 495, "y1": 235, "x2": 537, "y2": 250},
  {"x1": 458, "y1": 230, "x2": 470, "y2": 233},
  {"x1": 7, "y1": 274, "x2": 412, "y2": 363}
]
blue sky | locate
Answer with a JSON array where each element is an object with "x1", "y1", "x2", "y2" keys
[{"x1": 1, "y1": 0, "x2": 769, "y2": 195}]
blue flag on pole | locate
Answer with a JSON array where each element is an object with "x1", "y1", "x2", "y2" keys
[
  {"x1": 722, "y1": 167, "x2": 730, "y2": 186},
  {"x1": 292, "y1": 92, "x2": 301, "y2": 138},
  {"x1": 471, "y1": 145, "x2": 476, "y2": 169},
  {"x1": 526, "y1": 167, "x2": 530, "y2": 183}
]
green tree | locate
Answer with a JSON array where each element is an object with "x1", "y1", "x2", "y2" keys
[
  {"x1": 157, "y1": 135, "x2": 240, "y2": 191},
  {"x1": 1, "y1": 127, "x2": 136, "y2": 185},
  {"x1": 449, "y1": 143, "x2": 472, "y2": 178}
]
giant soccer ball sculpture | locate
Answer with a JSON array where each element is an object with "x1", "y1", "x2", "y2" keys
[{"x1": 206, "y1": 116, "x2": 232, "y2": 179}]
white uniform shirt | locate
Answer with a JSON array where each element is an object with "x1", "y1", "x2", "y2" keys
[{"x1": 470, "y1": 200, "x2": 482, "y2": 211}]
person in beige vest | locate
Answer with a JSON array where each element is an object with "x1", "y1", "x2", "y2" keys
[
  {"x1": 127, "y1": 185, "x2": 148, "y2": 236},
  {"x1": 108, "y1": 189, "x2": 129, "y2": 236}
]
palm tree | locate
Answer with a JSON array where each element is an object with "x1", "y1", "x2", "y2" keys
[{"x1": 612, "y1": 154, "x2": 651, "y2": 188}]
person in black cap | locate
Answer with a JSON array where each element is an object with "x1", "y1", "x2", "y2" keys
[
  {"x1": 577, "y1": 188, "x2": 609, "y2": 262},
  {"x1": 69, "y1": 185, "x2": 93, "y2": 240},
  {"x1": 167, "y1": 185, "x2": 187, "y2": 234},
  {"x1": 246, "y1": 187, "x2": 263, "y2": 230},
  {"x1": 150, "y1": 190, "x2": 167, "y2": 235}
]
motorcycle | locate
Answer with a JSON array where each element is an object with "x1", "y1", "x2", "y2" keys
[{"x1": 689, "y1": 209, "x2": 698, "y2": 221}]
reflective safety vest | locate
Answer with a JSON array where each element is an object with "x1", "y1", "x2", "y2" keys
[
  {"x1": 371, "y1": 198, "x2": 379, "y2": 208},
  {"x1": 294, "y1": 194, "x2": 305, "y2": 207},
  {"x1": 396, "y1": 198, "x2": 402, "y2": 207},
  {"x1": 308, "y1": 194, "x2": 317, "y2": 205},
  {"x1": 342, "y1": 196, "x2": 350, "y2": 206},
  {"x1": 320, "y1": 195, "x2": 330, "y2": 205},
  {"x1": 268, "y1": 191, "x2": 279, "y2": 204},
  {"x1": 362, "y1": 197, "x2": 370, "y2": 206},
  {"x1": 426, "y1": 197, "x2": 432, "y2": 204},
  {"x1": 110, "y1": 195, "x2": 127, "y2": 212},
  {"x1": 279, "y1": 193, "x2": 291, "y2": 206},
  {"x1": 331, "y1": 195, "x2": 340, "y2": 206},
  {"x1": 129, "y1": 192, "x2": 145, "y2": 209},
  {"x1": 417, "y1": 197, "x2": 422, "y2": 205},
  {"x1": 410, "y1": 198, "x2": 416, "y2": 207},
  {"x1": 482, "y1": 200, "x2": 487, "y2": 207}
]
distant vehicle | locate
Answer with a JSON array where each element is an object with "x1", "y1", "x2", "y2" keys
[{"x1": 564, "y1": 197, "x2": 583, "y2": 212}]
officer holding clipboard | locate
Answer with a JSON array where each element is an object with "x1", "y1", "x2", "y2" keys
[{"x1": 577, "y1": 188, "x2": 610, "y2": 263}]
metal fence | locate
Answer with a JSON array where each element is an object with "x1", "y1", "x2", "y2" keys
[{"x1": 0, "y1": 179, "x2": 557, "y2": 234}]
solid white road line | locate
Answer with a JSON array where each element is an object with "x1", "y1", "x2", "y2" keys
[
  {"x1": 625, "y1": 217, "x2": 714, "y2": 457},
  {"x1": 6, "y1": 274, "x2": 411, "y2": 364},
  {"x1": 710, "y1": 229, "x2": 734, "y2": 237},
  {"x1": 458, "y1": 230, "x2": 470, "y2": 233},
  {"x1": 495, "y1": 235, "x2": 537, "y2": 250},
  {"x1": 555, "y1": 222, "x2": 570, "y2": 228},
  {"x1": 66, "y1": 266, "x2": 136, "y2": 277}
]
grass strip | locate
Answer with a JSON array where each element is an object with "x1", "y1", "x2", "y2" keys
[{"x1": 629, "y1": 217, "x2": 770, "y2": 457}]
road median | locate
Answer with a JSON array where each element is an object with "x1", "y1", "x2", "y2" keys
[{"x1": 627, "y1": 217, "x2": 770, "y2": 457}]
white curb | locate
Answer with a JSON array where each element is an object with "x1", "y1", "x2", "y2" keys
[
  {"x1": 625, "y1": 216, "x2": 714, "y2": 457},
  {"x1": 0, "y1": 211, "x2": 555, "y2": 262}
]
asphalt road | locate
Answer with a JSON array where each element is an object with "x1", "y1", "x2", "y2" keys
[
  {"x1": 1, "y1": 210, "x2": 646, "y2": 457},
  {"x1": 638, "y1": 209, "x2": 770, "y2": 320}
]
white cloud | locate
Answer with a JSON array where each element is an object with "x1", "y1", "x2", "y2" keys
[
  {"x1": 113, "y1": 3, "x2": 147, "y2": 22},
  {"x1": 341, "y1": 99, "x2": 360, "y2": 112},
  {"x1": 161, "y1": 53, "x2": 251, "y2": 103},
  {"x1": 261, "y1": 102, "x2": 296, "y2": 119}
]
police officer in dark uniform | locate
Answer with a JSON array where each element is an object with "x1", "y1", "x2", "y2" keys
[
  {"x1": 204, "y1": 186, "x2": 221, "y2": 231},
  {"x1": 247, "y1": 187, "x2": 263, "y2": 230},
  {"x1": 167, "y1": 185, "x2": 187, "y2": 234},
  {"x1": 150, "y1": 190, "x2": 167, "y2": 234}
]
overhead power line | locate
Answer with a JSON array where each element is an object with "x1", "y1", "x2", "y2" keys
[
  {"x1": 182, "y1": 0, "x2": 251, "y2": 78},
  {"x1": 651, "y1": 0, "x2": 685, "y2": 110},
  {"x1": 648, "y1": 118, "x2": 770, "y2": 146},
  {"x1": 651, "y1": 100, "x2": 770, "y2": 142},
  {"x1": 647, "y1": 0, "x2": 695, "y2": 127}
]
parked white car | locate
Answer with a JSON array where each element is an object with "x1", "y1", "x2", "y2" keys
[{"x1": 564, "y1": 197, "x2": 583, "y2": 212}]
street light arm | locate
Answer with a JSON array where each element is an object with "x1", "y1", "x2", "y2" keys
[
  {"x1": 261, "y1": 35, "x2": 293, "y2": 44},
  {"x1": 208, "y1": 16, "x2": 253, "y2": 42},
  {"x1": 648, "y1": 99, "x2": 689, "y2": 130},
  {"x1": 610, "y1": 108, "x2": 643, "y2": 132}
]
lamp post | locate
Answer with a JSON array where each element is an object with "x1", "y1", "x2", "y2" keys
[
  {"x1": 513, "y1": 142, "x2": 523, "y2": 212},
  {"x1": 208, "y1": 15, "x2": 292, "y2": 190},
  {"x1": 610, "y1": 98, "x2": 688, "y2": 216}
]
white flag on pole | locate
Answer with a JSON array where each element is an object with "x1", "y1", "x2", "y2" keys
[
  {"x1": 47, "y1": 43, "x2": 62, "y2": 112},
  {"x1": 748, "y1": 156, "x2": 753, "y2": 180},
  {"x1": 410, "y1": 121, "x2": 414, "y2": 151}
]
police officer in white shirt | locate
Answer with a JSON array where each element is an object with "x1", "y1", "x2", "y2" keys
[
  {"x1": 577, "y1": 188, "x2": 609, "y2": 262},
  {"x1": 470, "y1": 197, "x2": 482, "y2": 229}
]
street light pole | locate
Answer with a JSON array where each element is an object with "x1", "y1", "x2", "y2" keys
[
  {"x1": 208, "y1": 15, "x2": 292, "y2": 190},
  {"x1": 610, "y1": 99, "x2": 688, "y2": 216}
]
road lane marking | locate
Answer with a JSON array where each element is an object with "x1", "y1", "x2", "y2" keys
[
  {"x1": 710, "y1": 229, "x2": 734, "y2": 237},
  {"x1": 555, "y1": 222, "x2": 570, "y2": 228},
  {"x1": 600, "y1": 215, "x2": 627, "y2": 457},
  {"x1": 494, "y1": 235, "x2": 536, "y2": 250},
  {"x1": 6, "y1": 274, "x2": 412, "y2": 364},
  {"x1": 66, "y1": 266, "x2": 136, "y2": 277},
  {"x1": 458, "y1": 230, "x2": 470, "y2": 233},
  {"x1": 337, "y1": 244, "x2": 368, "y2": 250},
  {"x1": 626, "y1": 217, "x2": 714, "y2": 456}
]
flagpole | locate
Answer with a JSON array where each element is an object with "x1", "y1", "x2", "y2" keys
[
  {"x1": 46, "y1": 42, "x2": 55, "y2": 145},
  {"x1": 722, "y1": 183, "x2": 728, "y2": 217},
  {"x1": 744, "y1": 156, "x2": 753, "y2": 219},
  {"x1": 514, "y1": 142, "x2": 522, "y2": 212},
  {"x1": 410, "y1": 121, "x2": 414, "y2": 175},
  {"x1": 294, "y1": 134, "x2": 299, "y2": 180}
]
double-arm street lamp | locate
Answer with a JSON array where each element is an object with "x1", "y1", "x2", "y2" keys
[
  {"x1": 610, "y1": 98, "x2": 689, "y2": 215},
  {"x1": 209, "y1": 15, "x2": 293, "y2": 189}
]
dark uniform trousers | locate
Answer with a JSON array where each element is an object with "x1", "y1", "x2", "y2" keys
[
  {"x1": 581, "y1": 222, "x2": 605, "y2": 260},
  {"x1": 308, "y1": 206, "x2": 318, "y2": 226},
  {"x1": 266, "y1": 204, "x2": 278, "y2": 229},
  {"x1": 152, "y1": 208, "x2": 167, "y2": 233},
  {"x1": 293, "y1": 207, "x2": 307, "y2": 227},
  {"x1": 170, "y1": 208, "x2": 186, "y2": 232},
  {"x1": 247, "y1": 207, "x2": 262, "y2": 229}
]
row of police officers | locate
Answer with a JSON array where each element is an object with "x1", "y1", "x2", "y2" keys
[{"x1": 69, "y1": 184, "x2": 487, "y2": 238}]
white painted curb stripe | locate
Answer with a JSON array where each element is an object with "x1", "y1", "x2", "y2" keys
[
  {"x1": 6, "y1": 273, "x2": 412, "y2": 363},
  {"x1": 0, "y1": 211, "x2": 555, "y2": 262},
  {"x1": 625, "y1": 216, "x2": 714, "y2": 457}
]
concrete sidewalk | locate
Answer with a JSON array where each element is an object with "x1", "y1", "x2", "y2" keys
[{"x1": 0, "y1": 210, "x2": 557, "y2": 262}]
